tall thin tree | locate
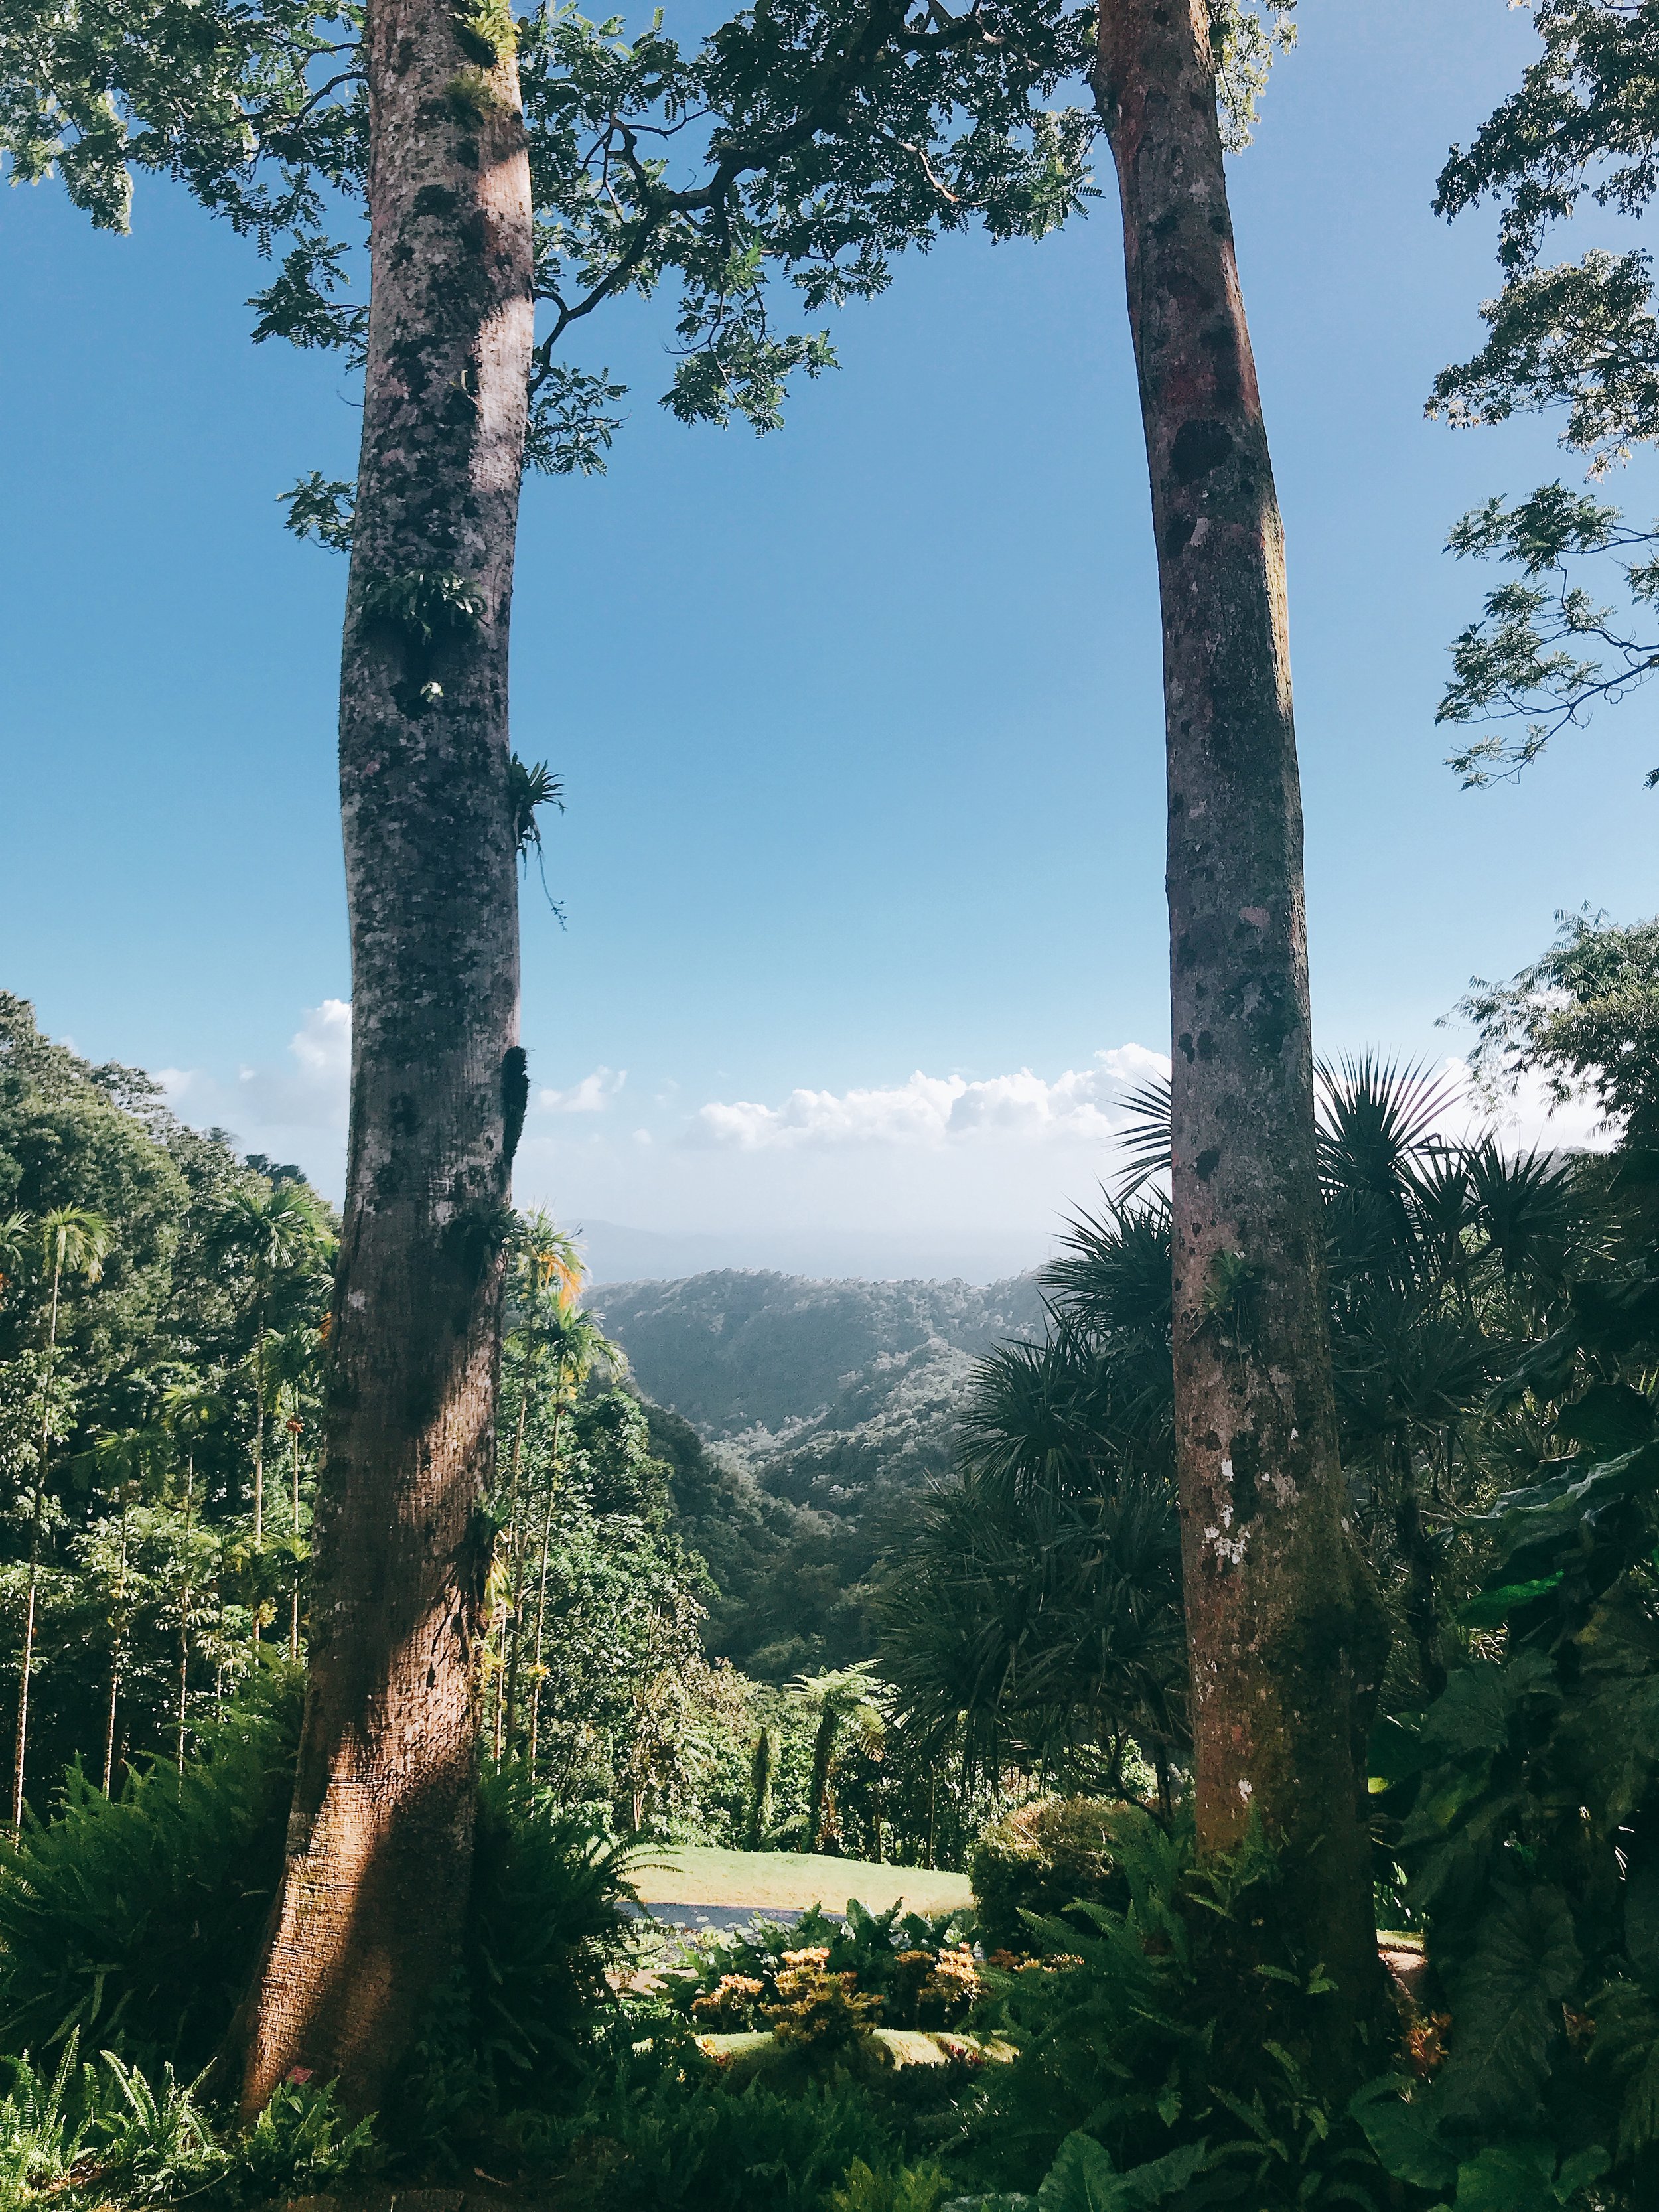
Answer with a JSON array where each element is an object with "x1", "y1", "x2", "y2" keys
[
  {"x1": 163, "y1": 1380, "x2": 222, "y2": 1776},
  {"x1": 500, "y1": 1213, "x2": 581, "y2": 1755},
  {"x1": 12, "y1": 1206, "x2": 110, "y2": 1828},
  {"x1": 235, "y1": 0, "x2": 537, "y2": 2114},
  {"x1": 210, "y1": 1184, "x2": 326, "y2": 1641},
  {"x1": 1093, "y1": 0, "x2": 1388, "y2": 2071}
]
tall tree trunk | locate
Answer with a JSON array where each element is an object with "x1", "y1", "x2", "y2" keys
[
  {"x1": 12, "y1": 1264, "x2": 62, "y2": 1831},
  {"x1": 178, "y1": 1459, "x2": 193, "y2": 1777},
  {"x1": 237, "y1": 0, "x2": 534, "y2": 2117},
  {"x1": 289, "y1": 1418, "x2": 303, "y2": 1662},
  {"x1": 103, "y1": 1494, "x2": 129, "y2": 1796},
  {"x1": 1094, "y1": 0, "x2": 1388, "y2": 2075},
  {"x1": 524, "y1": 1355, "x2": 567, "y2": 1765},
  {"x1": 500, "y1": 1336, "x2": 535, "y2": 1757}
]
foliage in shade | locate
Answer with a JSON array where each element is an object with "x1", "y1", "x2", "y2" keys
[
  {"x1": 0, "y1": 1673, "x2": 300, "y2": 2077},
  {"x1": 968, "y1": 1801, "x2": 1131, "y2": 1957}
]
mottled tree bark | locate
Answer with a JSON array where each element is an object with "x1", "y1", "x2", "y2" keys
[
  {"x1": 1094, "y1": 0, "x2": 1388, "y2": 2072},
  {"x1": 237, "y1": 0, "x2": 534, "y2": 2116}
]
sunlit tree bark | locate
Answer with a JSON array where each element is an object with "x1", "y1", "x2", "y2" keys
[
  {"x1": 236, "y1": 0, "x2": 534, "y2": 2115},
  {"x1": 1094, "y1": 0, "x2": 1388, "y2": 2076}
]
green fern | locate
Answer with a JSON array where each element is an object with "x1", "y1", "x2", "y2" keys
[
  {"x1": 358, "y1": 568, "x2": 487, "y2": 648},
  {"x1": 453, "y1": 0, "x2": 516, "y2": 66}
]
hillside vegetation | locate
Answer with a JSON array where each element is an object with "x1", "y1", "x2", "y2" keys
[{"x1": 596, "y1": 1271, "x2": 1045, "y2": 1678}]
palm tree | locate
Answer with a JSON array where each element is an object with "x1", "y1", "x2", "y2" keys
[
  {"x1": 82, "y1": 1426, "x2": 163, "y2": 1796},
  {"x1": 208, "y1": 1185, "x2": 326, "y2": 1639},
  {"x1": 265, "y1": 1327, "x2": 325, "y2": 1661},
  {"x1": 13, "y1": 1206, "x2": 111, "y2": 1828},
  {"x1": 498, "y1": 1214, "x2": 582, "y2": 1757},
  {"x1": 791, "y1": 1666, "x2": 887, "y2": 1855},
  {"x1": 0, "y1": 1213, "x2": 31, "y2": 1303},
  {"x1": 162, "y1": 1379, "x2": 223, "y2": 1773},
  {"x1": 524, "y1": 1301, "x2": 624, "y2": 1768}
]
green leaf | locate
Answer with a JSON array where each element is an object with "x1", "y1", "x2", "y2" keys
[
  {"x1": 1437, "y1": 1885, "x2": 1581, "y2": 2129},
  {"x1": 1553, "y1": 2145, "x2": 1610, "y2": 2201},
  {"x1": 1450, "y1": 2142, "x2": 1557, "y2": 2212},
  {"x1": 1036, "y1": 2136, "x2": 1121, "y2": 2212},
  {"x1": 1348, "y1": 2079, "x2": 1457, "y2": 2192},
  {"x1": 1108, "y1": 2142, "x2": 1208, "y2": 2209},
  {"x1": 1556, "y1": 1382, "x2": 1655, "y2": 1457},
  {"x1": 1459, "y1": 1574, "x2": 1563, "y2": 1629}
]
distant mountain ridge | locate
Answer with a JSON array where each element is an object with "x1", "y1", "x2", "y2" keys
[
  {"x1": 587, "y1": 1268, "x2": 1046, "y2": 1439},
  {"x1": 589, "y1": 1268, "x2": 1046, "y2": 1678}
]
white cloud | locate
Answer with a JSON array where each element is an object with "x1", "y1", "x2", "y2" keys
[
  {"x1": 684, "y1": 1044, "x2": 1170, "y2": 1151},
  {"x1": 160, "y1": 1000, "x2": 351, "y2": 1138},
  {"x1": 159, "y1": 1001, "x2": 352, "y2": 1189},
  {"x1": 538, "y1": 1066, "x2": 626, "y2": 1114},
  {"x1": 1431, "y1": 1057, "x2": 1615, "y2": 1155}
]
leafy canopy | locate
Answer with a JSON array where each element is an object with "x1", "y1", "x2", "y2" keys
[{"x1": 1431, "y1": 0, "x2": 1659, "y2": 786}]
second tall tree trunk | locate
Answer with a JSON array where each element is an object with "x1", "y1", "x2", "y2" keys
[
  {"x1": 1096, "y1": 0, "x2": 1388, "y2": 2076},
  {"x1": 238, "y1": 0, "x2": 534, "y2": 2116}
]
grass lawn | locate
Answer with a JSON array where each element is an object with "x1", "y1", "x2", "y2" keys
[
  {"x1": 695, "y1": 2028, "x2": 1014, "y2": 2069},
  {"x1": 629, "y1": 1844, "x2": 972, "y2": 1918}
]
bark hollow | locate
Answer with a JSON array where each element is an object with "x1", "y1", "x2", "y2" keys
[
  {"x1": 238, "y1": 0, "x2": 534, "y2": 2116},
  {"x1": 1095, "y1": 0, "x2": 1387, "y2": 2069}
]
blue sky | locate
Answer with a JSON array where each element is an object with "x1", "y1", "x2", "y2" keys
[{"x1": 2, "y1": 0, "x2": 1654, "y2": 1278}]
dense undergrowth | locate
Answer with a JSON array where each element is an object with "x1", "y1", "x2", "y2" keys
[{"x1": 10, "y1": 926, "x2": 1659, "y2": 2209}]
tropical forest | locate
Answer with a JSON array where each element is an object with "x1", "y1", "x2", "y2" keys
[{"x1": 5, "y1": 1, "x2": 1659, "y2": 2209}]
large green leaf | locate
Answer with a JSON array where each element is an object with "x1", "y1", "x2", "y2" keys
[
  {"x1": 1437, "y1": 1885, "x2": 1581, "y2": 2128},
  {"x1": 1348, "y1": 2079, "x2": 1457, "y2": 2192},
  {"x1": 1035, "y1": 2136, "x2": 1120, "y2": 2212},
  {"x1": 1449, "y1": 2141, "x2": 1559, "y2": 2212},
  {"x1": 1555, "y1": 1384, "x2": 1656, "y2": 1457},
  {"x1": 1031, "y1": 2134, "x2": 1206, "y2": 2212}
]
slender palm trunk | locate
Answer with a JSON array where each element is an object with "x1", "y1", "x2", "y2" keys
[
  {"x1": 12, "y1": 1264, "x2": 62, "y2": 1831},
  {"x1": 1095, "y1": 0, "x2": 1388, "y2": 2075},
  {"x1": 500, "y1": 1339, "x2": 535, "y2": 1758},
  {"x1": 103, "y1": 1496, "x2": 129, "y2": 1797},
  {"x1": 237, "y1": 0, "x2": 534, "y2": 2116},
  {"x1": 289, "y1": 1420, "x2": 303, "y2": 1662},
  {"x1": 178, "y1": 1459, "x2": 194, "y2": 1777},
  {"x1": 252, "y1": 1307, "x2": 266, "y2": 1627},
  {"x1": 526, "y1": 1362, "x2": 567, "y2": 1769}
]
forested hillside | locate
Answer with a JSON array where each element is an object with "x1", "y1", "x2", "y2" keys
[
  {"x1": 589, "y1": 1270, "x2": 1046, "y2": 1438},
  {"x1": 595, "y1": 1270, "x2": 1046, "y2": 1678}
]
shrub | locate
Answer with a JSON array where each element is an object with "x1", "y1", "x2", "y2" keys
[
  {"x1": 668, "y1": 1901, "x2": 974, "y2": 2031},
  {"x1": 0, "y1": 1673, "x2": 301, "y2": 2077},
  {"x1": 374, "y1": 1765, "x2": 639, "y2": 2159},
  {"x1": 762, "y1": 1951, "x2": 885, "y2": 2053},
  {"x1": 0, "y1": 2042, "x2": 96, "y2": 2205},
  {"x1": 831, "y1": 2157, "x2": 954, "y2": 2212},
  {"x1": 555, "y1": 2024, "x2": 899, "y2": 2210},
  {"x1": 968, "y1": 1799, "x2": 1130, "y2": 1954},
  {"x1": 0, "y1": 1683, "x2": 635, "y2": 2165},
  {"x1": 225, "y1": 2075, "x2": 380, "y2": 2201}
]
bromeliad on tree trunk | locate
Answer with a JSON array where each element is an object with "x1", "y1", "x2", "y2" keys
[{"x1": 1094, "y1": 0, "x2": 1390, "y2": 2083}]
